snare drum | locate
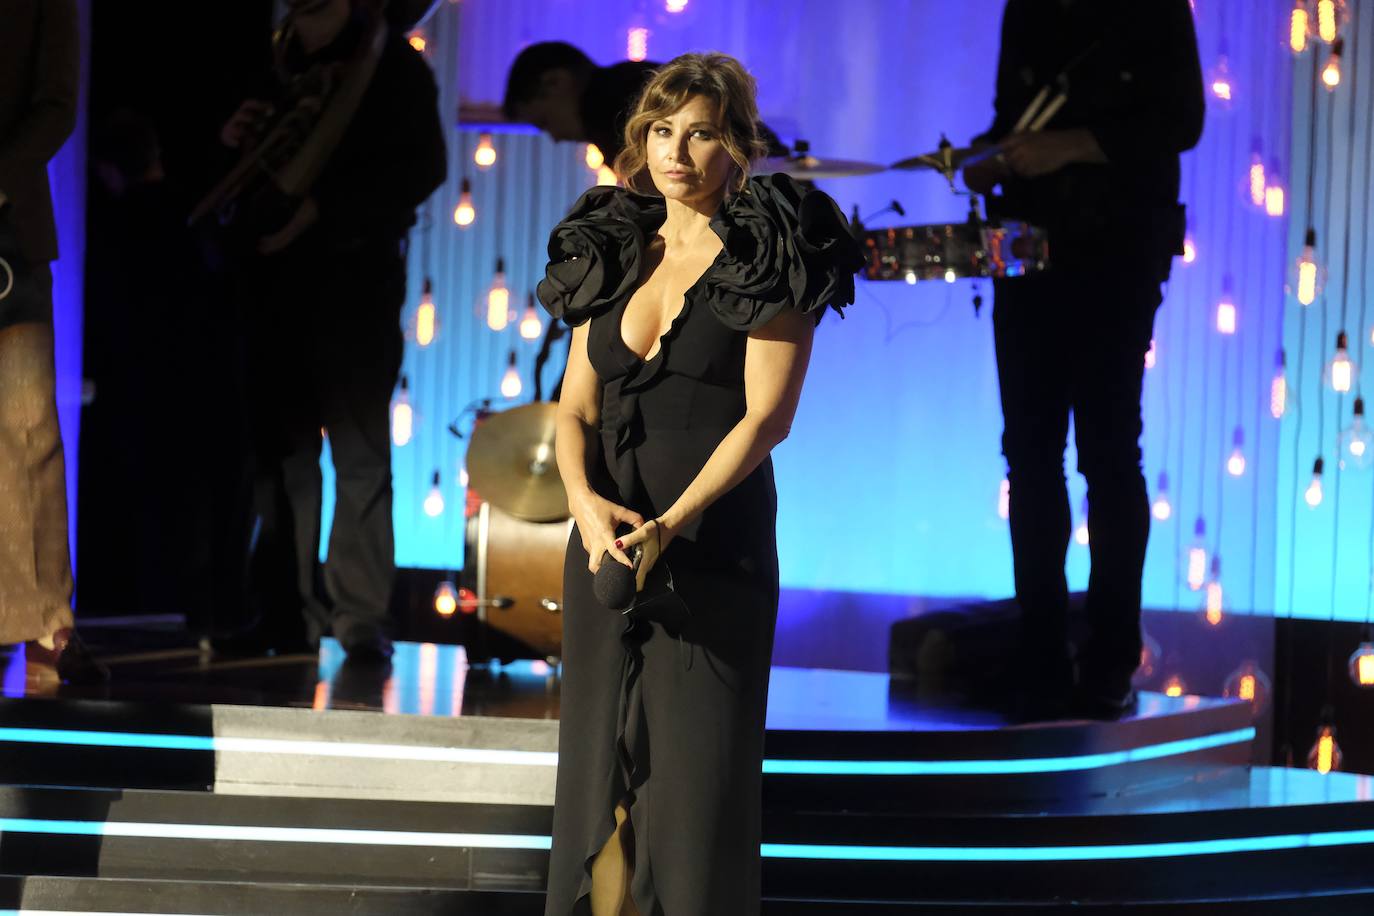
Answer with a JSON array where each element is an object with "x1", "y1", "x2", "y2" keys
[{"x1": 860, "y1": 220, "x2": 1049, "y2": 283}]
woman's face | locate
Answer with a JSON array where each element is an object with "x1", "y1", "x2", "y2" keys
[{"x1": 645, "y1": 94, "x2": 736, "y2": 205}]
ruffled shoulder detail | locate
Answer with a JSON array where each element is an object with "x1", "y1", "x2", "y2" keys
[
  {"x1": 702, "y1": 172, "x2": 865, "y2": 332},
  {"x1": 536, "y1": 186, "x2": 665, "y2": 326}
]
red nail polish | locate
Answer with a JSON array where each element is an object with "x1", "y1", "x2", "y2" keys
[{"x1": 615, "y1": 539, "x2": 624, "y2": 549}]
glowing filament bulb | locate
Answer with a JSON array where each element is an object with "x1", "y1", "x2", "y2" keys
[
  {"x1": 500, "y1": 351, "x2": 522, "y2": 399},
  {"x1": 1318, "y1": 0, "x2": 1339, "y2": 42},
  {"x1": 1322, "y1": 38, "x2": 1343, "y2": 88},
  {"x1": 408, "y1": 31, "x2": 427, "y2": 53},
  {"x1": 627, "y1": 27, "x2": 649, "y2": 62},
  {"x1": 423, "y1": 470, "x2": 445, "y2": 517},
  {"x1": 1203, "y1": 556, "x2": 1224, "y2": 626},
  {"x1": 1339, "y1": 397, "x2": 1374, "y2": 469},
  {"x1": 1249, "y1": 148, "x2": 1266, "y2": 207},
  {"x1": 1272, "y1": 351, "x2": 1288, "y2": 419},
  {"x1": 454, "y1": 178, "x2": 475, "y2": 227},
  {"x1": 904, "y1": 270, "x2": 917, "y2": 285},
  {"x1": 1216, "y1": 280, "x2": 1237, "y2": 335},
  {"x1": 1210, "y1": 55, "x2": 1233, "y2": 102},
  {"x1": 1308, "y1": 722, "x2": 1342, "y2": 774},
  {"x1": 519, "y1": 293, "x2": 543, "y2": 341},
  {"x1": 1144, "y1": 338, "x2": 1157, "y2": 370},
  {"x1": 1163, "y1": 675, "x2": 1186, "y2": 698},
  {"x1": 1186, "y1": 517, "x2": 1207, "y2": 591},
  {"x1": 474, "y1": 133, "x2": 497, "y2": 169},
  {"x1": 1350, "y1": 642, "x2": 1374, "y2": 687},
  {"x1": 434, "y1": 580, "x2": 458, "y2": 617},
  {"x1": 1227, "y1": 426, "x2": 1246, "y2": 477},
  {"x1": 1266, "y1": 162, "x2": 1286, "y2": 216},
  {"x1": 1306, "y1": 456, "x2": 1325, "y2": 507},
  {"x1": 585, "y1": 144, "x2": 605, "y2": 170},
  {"x1": 1326, "y1": 331, "x2": 1354, "y2": 393},
  {"x1": 391, "y1": 375, "x2": 413, "y2": 447},
  {"x1": 997, "y1": 477, "x2": 1010, "y2": 520},
  {"x1": 1182, "y1": 235, "x2": 1197, "y2": 264},
  {"x1": 1224, "y1": 662, "x2": 1271, "y2": 712},
  {"x1": 486, "y1": 258, "x2": 510, "y2": 331},
  {"x1": 416, "y1": 278, "x2": 437, "y2": 347},
  {"x1": 1292, "y1": 1, "x2": 1310, "y2": 52},
  {"x1": 596, "y1": 165, "x2": 619, "y2": 187},
  {"x1": 1074, "y1": 497, "x2": 1090, "y2": 546},
  {"x1": 1296, "y1": 228, "x2": 1319, "y2": 305},
  {"x1": 666, "y1": 0, "x2": 688, "y2": 11},
  {"x1": 1152, "y1": 471, "x2": 1172, "y2": 521}
]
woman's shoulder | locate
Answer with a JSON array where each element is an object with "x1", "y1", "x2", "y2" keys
[
  {"x1": 535, "y1": 186, "x2": 665, "y2": 326},
  {"x1": 702, "y1": 172, "x2": 866, "y2": 331}
]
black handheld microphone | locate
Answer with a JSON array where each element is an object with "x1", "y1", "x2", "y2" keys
[{"x1": 593, "y1": 545, "x2": 642, "y2": 612}]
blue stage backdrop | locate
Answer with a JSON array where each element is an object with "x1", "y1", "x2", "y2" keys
[{"x1": 343, "y1": 1, "x2": 1314, "y2": 621}]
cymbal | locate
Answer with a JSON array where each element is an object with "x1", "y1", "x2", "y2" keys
[
  {"x1": 466, "y1": 402, "x2": 569, "y2": 523},
  {"x1": 755, "y1": 153, "x2": 886, "y2": 180},
  {"x1": 891, "y1": 144, "x2": 998, "y2": 173}
]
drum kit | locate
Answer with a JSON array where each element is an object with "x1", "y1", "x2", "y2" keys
[{"x1": 462, "y1": 135, "x2": 1049, "y2": 661}]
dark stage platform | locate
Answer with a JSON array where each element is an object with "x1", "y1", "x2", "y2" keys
[{"x1": 1, "y1": 633, "x2": 1371, "y2": 913}]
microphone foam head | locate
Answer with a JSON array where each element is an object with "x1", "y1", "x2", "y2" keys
[{"x1": 593, "y1": 558, "x2": 637, "y2": 611}]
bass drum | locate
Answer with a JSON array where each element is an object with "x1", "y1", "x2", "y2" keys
[{"x1": 464, "y1": 500, "x2": 573, "y2": 661}]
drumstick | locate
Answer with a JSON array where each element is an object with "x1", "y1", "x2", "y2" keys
[
  {"x1": 1011, "y1": 86, "x2": 1051, "y2": 134},
  {"x1": 1027, "y1": 91, "x2": 1068, "y2": 132}
]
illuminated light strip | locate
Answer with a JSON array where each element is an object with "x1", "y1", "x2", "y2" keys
[
  {"x1": 3, "y1": 819, "x2": 1374, "y2": 863},
  {"x1": 0, "y1": 726, "x2": 1254, "y2": 776},
  {"x1": 0, "y1": 818, "x2": 551, "y2": 850},
  {"x1": 762, "y1": 727, "x2": 1256, "y2": 775},
  {"x1": 762, "y1": 828, "x2": 1374, "y2": 861}
]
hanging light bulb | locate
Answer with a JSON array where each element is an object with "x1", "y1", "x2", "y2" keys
[
  {"x1": 1324, "y1": 331, "x2": 1356, "y2": 393},
  {"x1": 474, "y1": 132, "x2": 497, "y2": 169},
  {"x1": 1317, "y1": 0, "x2": 1341, "y2": 42},
  {"x1": 1074, "y1": 496, "x2": 1090, "y2": 546},
  {"x1": 665, "y1": 0, "x2": 688, "y2": 12},
  {"x1": 415, "y1": 278, "x2": 438, "y2": 347},
  {"x1": 500, "y1": 350, "x2": 522, "y2": 399},
  {"x1": 1308, "y1": 715, "x2": 1343, "y2": 774},
  {"x1": 1293, "y1": 228, "x2": 1322, "y2": 305},
  {"x1": 627, "y1": 26, "x2": 650, "y2": 62},
  {"x1": 1271, "y1": 350, "x2": 1288, "y2": 419},
  {"x1": 585, "y1": 144, "x2": 605, "y2": 170},
  {"x1": 1152, "y1": 471, "x2": 1173, "y2": 521},
  {"x1": 407, "y1": 30, "x2": 427, "y2": 53},
  {"x1": 519, "y1": 292, "x2": 543, "y2": 341},
  {"x1": 1202, "y1": 555, "x2": 1224, "y2": 626},
  {"x1": 1186, "y1": 517, "x2": 1208, "y2": 591},
  {"x1": 1249, "y1": 143, "x2": 1267, "y2": 207},
  {"x1": 1292, "y1": 0, "x2": 1311, "y2": 53},
  {"x1": 1144, "y1": 338, "x2": 1157, "y2": 370},
  {"x1": 1322, "y1": 37, "x2": 1343, "y2": 89},
  {"x1": 434, "y1": 580, "x2": 459, "y2": 617},
  {"x1": 1209, "y1": 51, "x2": 1234, "y2": 104},
  {"x1": 485, "y1": 258, "x2": 510, "y2": 331},
  {"x1": 1227, "y1": 426, "x2": 1246, "y2": 476},
  {"x1": 423, "y1": 470, "x2": 445, "y2": 517},
  {"x1": 453, "y1": 178, "x2": 475, "y2": 227},
  {"x1": 1265, "y1": 160, "x2": 1287, "y2": 216},
  {"x1": 1223, "y1": 661, "x2": 1272, "y2": 713},
  {"x1": 1162, "y1": 674, "x2": 1187, "y2": 698},
  {"x1": 997, "y1": 477, "x2": 1010, "y2": 520},
  {"x1": 391, "y1": 375, "x2": 414, "y2": 447},
  {"x1": 596, "y1": 165, "x2": 619, "y2": 187},
  {"x1": 1216, "y1": 276, "x2": 1237, "y2": 335},
  {"x1": 1306, "y1": 456, "x2": 1325, "y2": 507},
  {"x1": 1348, "y1": 640, "x2": 1374, "y2": 687},
  {"x1": 1339, "y1": 397, "x2": 1374, "y2": 470}
]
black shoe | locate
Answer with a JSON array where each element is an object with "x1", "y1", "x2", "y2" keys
[
  {"x1": 26, "y1": 629, "x2": 111, "y2": 684},
  {"x1": 335, "y1": 621, "x2": 394, "y2": 664},
  {"x1": 1007, "y1": 655, "x2": 1076, "y2": 723}
]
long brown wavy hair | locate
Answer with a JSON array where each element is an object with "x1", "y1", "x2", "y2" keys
[{"x1": 613, "y1": 52, "x2": 768, "y2": 196}]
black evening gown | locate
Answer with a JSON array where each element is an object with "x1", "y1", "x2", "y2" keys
[{"x1": 536, "y1": 173, "x2": 863, "y2": 916}]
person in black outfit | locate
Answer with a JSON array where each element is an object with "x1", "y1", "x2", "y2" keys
[
  {"x1": 219, "y1": 0, "x2": 446, "y2": 661},
  {"x1": 502, "y1": 41, "x2": 789, "y2": 166},
  {"x1": 964, "y1": 0, "x2": 1203, "y2": 719}
]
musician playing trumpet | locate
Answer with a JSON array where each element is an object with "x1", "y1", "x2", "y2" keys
[{"x1": 216, "y1": 0, "x2": 446, "y2": 663}]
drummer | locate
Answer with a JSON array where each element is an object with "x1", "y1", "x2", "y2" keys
[{"x1": 963, "y1": 0, "x2": 1203, "y2": 721}]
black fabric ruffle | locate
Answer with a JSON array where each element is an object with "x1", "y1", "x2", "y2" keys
[{"x1": 535, "y1": 173, "x2": 863, "y2": 330}]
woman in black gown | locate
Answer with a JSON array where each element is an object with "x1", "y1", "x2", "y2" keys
[{"x1": 536, "y1": 52, "x2": 863, "y2": 915}]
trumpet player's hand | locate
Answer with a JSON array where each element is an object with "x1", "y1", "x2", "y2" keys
[
  {"x1": 220, "y1": 100, "x2": 273, "y2": 149},
  {"x1": 258, "y1": 197, "x2": 319, "y2": 255}
]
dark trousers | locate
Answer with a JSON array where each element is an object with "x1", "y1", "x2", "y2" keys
[
  {"x1": 245, "y1": 241, "x2": 406, "y2": 649},
  {"x1": 992, "y1": 265, "x2": 1162, "y2": 687}
]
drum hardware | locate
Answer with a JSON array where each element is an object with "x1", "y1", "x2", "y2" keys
[
  {"x1": 540, "y1": 599, "x2": 562, "y2": 613},
  {"x1": 757, "y1": 139, "x2": 887, "y2": 180}
]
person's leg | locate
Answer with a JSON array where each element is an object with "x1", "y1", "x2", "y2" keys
[
  {"x1": 1070, "y1": 273, "x2": 1162, "y2": 711},
  {"x1": 992, "y1": 274, "x2": 1075, "y2": 712},
  {"x1": 0, "y1": 314, "x2": 75, "y2": 646}
]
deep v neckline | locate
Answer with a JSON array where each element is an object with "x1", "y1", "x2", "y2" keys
[{"x1": 614, "y1": 245, "x2": 726, "y2": 365}]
